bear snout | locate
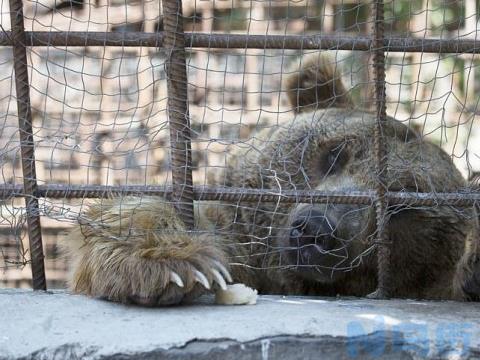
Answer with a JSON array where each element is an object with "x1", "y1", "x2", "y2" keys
[{"x1": 288, "y1": 209, "x2": 337, "y2": 265}]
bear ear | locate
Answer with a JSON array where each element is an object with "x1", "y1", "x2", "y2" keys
[
  {"x1": 385, "y1": 119, "x2": 420, "y2": 143},
  {"x1": 285, "y1": 53, "x2": 353, "y2": 113}
]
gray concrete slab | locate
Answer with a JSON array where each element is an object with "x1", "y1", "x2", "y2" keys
[{"x1": 0, "y1": 289, "x2": 479, "y2": 359}]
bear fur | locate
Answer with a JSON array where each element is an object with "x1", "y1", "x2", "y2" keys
[{"x1": 64, "y1": 54, "x2": 480, "y2": 305}]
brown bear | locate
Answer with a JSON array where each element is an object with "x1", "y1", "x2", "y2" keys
[{"x1": 64, "y1": 54, "x2": 480, "y2": 305}]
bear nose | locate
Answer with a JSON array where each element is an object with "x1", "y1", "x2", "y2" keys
[{"x1": 289, "y1": 210, "x2": 336, "y2": 252}]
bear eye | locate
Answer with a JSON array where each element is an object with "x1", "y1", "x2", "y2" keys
[
  {"x1": 321, "y1": 144, "x2": 348, "y2": 176},
  {"x1": 327, "y1": 151, "x2": 337, "y2": 167}
]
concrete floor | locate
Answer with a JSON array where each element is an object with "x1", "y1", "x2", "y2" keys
[{"x1": 1, "y1": 289, "x2": 479, "y2": 359}]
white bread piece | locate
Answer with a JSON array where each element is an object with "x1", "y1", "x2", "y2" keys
[{"x1": 215, "y1": 283, "x2": 258, "y2": 305}]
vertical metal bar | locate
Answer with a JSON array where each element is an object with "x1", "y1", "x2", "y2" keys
[
  {"x1": 370, "y1": 0, "x2": 392, "y2": 299},
  {"x1": 161, "y1": 0, "x2": 195, "y2": 228},
  {"x1": 9, "y1": 0, "x2": 47, "y2": 290}
]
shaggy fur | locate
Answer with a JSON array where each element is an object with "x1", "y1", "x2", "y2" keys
[{"x1": 65, "y1": 53, "x2": 480, "y2": 305}]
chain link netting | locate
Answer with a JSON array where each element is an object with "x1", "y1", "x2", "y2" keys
[{"x1": 0, "y1": 0, "x2": 479, "y2": 295}]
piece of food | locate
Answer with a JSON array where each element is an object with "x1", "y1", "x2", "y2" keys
[{"x1": 215, "y1": 283, "x2": 258, "y2": 305}]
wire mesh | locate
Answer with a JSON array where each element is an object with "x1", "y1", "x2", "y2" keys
[{"x1": 0, "y1": 0, "x2": 479, "y2": 301}]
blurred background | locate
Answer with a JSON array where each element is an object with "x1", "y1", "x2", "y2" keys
[{"x1": 1, "y1": 0, "x2": 480, "y2": 288}]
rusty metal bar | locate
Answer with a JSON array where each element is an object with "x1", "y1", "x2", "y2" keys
[
  {"x1": 371, "y1": 0, "x2": 392, "y2": 299},
  {"x1": 0, "y1": 184, "x2": 479, "y2": 207},
  {"x1": 1, "y1": 32, "x2": 480, "y2": 53},
  {"x1": 8, "y1": 0, "x2": 46, "y2": 290},
  {"x1": 161, "y1": 0, "x2": 194, "y2": 229}
]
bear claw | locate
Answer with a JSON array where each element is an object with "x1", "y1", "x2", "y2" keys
[
  {"x1": 169, "y1": 271, "x2": 184, "y2": 288},
  {"x1": 193, "y1": 268, "x2": 211, "y2": 289},
  {"x1": 211, "y1": 268, "x2": 228, "y2": 290},
  {"x1": 190, "y1": 262, "x2": 232, "y2": 290},
  {"x1": 212, "y1": 260, "x2": 233, "y2": 283}
]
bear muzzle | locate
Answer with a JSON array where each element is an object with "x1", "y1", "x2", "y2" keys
[{"x1": 288, "y1": 208, "x2": 338, "y2": 266}]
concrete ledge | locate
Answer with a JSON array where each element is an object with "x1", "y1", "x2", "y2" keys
[{"x1": 1, "y1": 289, "x2": 479, "y2": 359}]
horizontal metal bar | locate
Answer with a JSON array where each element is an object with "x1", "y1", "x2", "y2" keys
[
  {"x1": 0, "y1": 31, "x2": 480, "y2": 53},
  {"x1": 0, "y1": 184, "x2": 478, "y2": 207}
]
